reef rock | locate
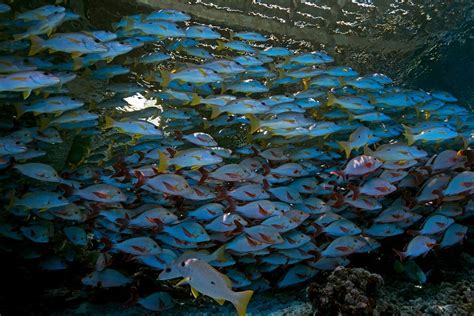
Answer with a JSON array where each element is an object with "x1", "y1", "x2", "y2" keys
[{"x1": 308, "y1": 267, "x2": 384, "y2": 315}]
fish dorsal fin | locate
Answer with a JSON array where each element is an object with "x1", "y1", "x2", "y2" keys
[
  {"x1": 191, "y1": 287, "x2": 200, "y2": 298},
  {"x1": 213, "y1": 298, "x2": 225, "y2": 305}
]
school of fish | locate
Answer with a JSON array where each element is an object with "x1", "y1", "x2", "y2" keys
[{"x1": 0, "y1": 3, "x2": 473, "y2": 315}]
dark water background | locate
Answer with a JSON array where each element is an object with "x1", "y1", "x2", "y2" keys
[
  {"x1": 85, "y1": 0, "x2": 474, "y2": 105},
  {"x1": 0, "y1": 0, "x2": 473, "y2": 313}
]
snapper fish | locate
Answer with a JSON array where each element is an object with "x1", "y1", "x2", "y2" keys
[
  {"x1": 183, "y1": 132, "x2": 218, "y2": 147},
  {"x1": 338, "y1": 126, "x2": 374, "y2": 158},
  {"x1": 407, "y1": 215, "x2": 454, "y2": 235},
  {"x1": 82, "y1": 269, "x2": 131, "y2": 288},
  {"x1": 365, "y1": 143, "x2": 427, "y2": 162},
  {"x1": 74, "y1": 184, "x2": 126, "y2": 203},
  {"x1": 14, "y1": 163, "x2": 63, "y2": 183},
  {"x1": 14, "y1": 11, "x2": 66, "y2": 40},
  {"x1": 439, "y1": 224, "x2": 468, "y2": 248},
  {"x1": 163, "y1": 222, "x2": 210, "y2": 243},
  {"x1": 404, "y1": 125, "x2": 459, "y2": 146},
  {"x1": 29, "y1": 33, "x2": 109, "y2": 57},
  {"x1": 16, "y1": 5, "x2": 65, "y2": 21},
  {"x1": 208, "y1": 164, "x2": 251, "y2": 182},
  {"x1": 235, "y1": 200, "x2": 277, "y2": 219},
  {"x1": 277, "y1": 264, "x2": 317, "y2": 288},
  {"x1": 188, "y1": 203, "x2": 225, "y2": 220},
  {"x1": 15, "y1": 96, "x2": 84, "y2": 117},
  {"x1": 144, "y1": 173, "x2": 192, "y2": 196},
  {"x1": 359, "y1": 178, "x2": 397, "y2": 196},
  {"x1": 336, "y1": 155, "x2": 382, "y2": 177},
  {"x1": 158, "y1": 148, "x2": 223, "y2": 171},
  {"x1": 105, "y1": 117, "x2": 162, "y2": 138},
  {"x1": 114, "y1": 237, "x2": 161, "y2": 255},
  {"x1": 138, "y1": 292, "x2": 175, "y2": 312},
  {"x1": 14, "y1": 191, "x2": 69, "y2": 209},
  {"x1": 206, "y1": 213, "x2": 248, "y2": 233},
  {"x1": 227, "y1": 184, "x2": 270, "y2": 201},
  {"x1": 393, "y1": 235, "x2": 437, "y2": 261},
  {"x1": 442, "y1": 171, "x2": 474, "y2": 196},
  {"x1": 0, "y1": 71, "x2": 60, "y2": 98},
  {"x1": 321, "y1": 236, "x2": 368, "y2": 257},
  {"x1": 176, "y1": 258, "x2": 253, "y2": 316}
]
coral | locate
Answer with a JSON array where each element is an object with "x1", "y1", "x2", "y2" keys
[{"x1": 307, "y1": 267, "x2": 384, "y2": 315}]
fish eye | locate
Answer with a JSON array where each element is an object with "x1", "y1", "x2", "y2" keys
[
  {"x1": 23, "y1": 58, "x2": 30, "y2": 63},
  {"x1": 262, "y1": 102, "x2": 266, "y2": 105},
  {"x1": 71, "y1": 97, "x2": 76, "y2": 100},
  {"x1": 210, "y1": 151, "x2": 216, "y2": 156},
  {"x1": 181, "y1": 262, "x2": 185, "y2": 267},
  {"x1": 15, "y1": 141, "x2": 20, "y2": 144},
  {"x1": 94, "y1": 39, "x2": 101, "y2": 43},
  {"x1": 165, "y1": 268, "x2": 171, "y2": 272},
  {"x1": 119, "y1": 41, "x2": 124, "y2": 44},
  {"x1": 43, "y1": 72, "x2": 50, "y2": 76}
]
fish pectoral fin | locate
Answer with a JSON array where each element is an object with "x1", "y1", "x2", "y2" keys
[
  {"x1": 23, "y1": 90, "x2": 32, "y2": 99},
  {"x1": 191, "y1": 287, "x2": 200, "y2": 298},
  {"x1": 213, "y1": 297, "x2": 225, "y2": 305},
  {"x1": 176, "y1": 277, "x2": 190, "y2": 287}
]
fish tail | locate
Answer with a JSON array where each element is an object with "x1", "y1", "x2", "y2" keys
[
  {"x1": 13, "y1": 33, "x2": 25, "y2": 41},
  {"x1": 7, "y1": 190, "x2": 15, "y2": 209},
  {"x1": 158, "y1": 151, "x2": 169, "y2": 172},
  {"x1": 367, "y1": 94, "x2": 377, "y2": 104},
  {"x1": 246, "y1": 114, "x2": 260, "y2": 134},
  {"x1": 301, "y1": 78, "x2": 310, "y2": 90},
  {"x1": 190, "y1": 93, "x2": 201, "y2": 106},
  {"x1": 363, "y1": 144, "x2": 374, "y2": 156},
  {"x1": 276, "y1": 68, "x2": 284, "y2": 79},
  {"x1": 123, "y1": 17, "x2": 136, "y2": 31},
  {"x1": 89, "y1": 100, "x2": 97, "y2": 111},
  {"x1": 327, "y1": 92, "x2": 336, "y2": 106},
  {"x1": 404, "y1": 130, "x2": 416, "y2": 146},
  {"x1": 104, "y1": 116, "x2": 115, "y2": 129},
  {"x1": 232, "y1": 290, "x2": 254, "y2": 316},
  {"x1": 211, "y1": 245, "x2": 226, "y2": 262},
  {"x1": 124, "y1": 56, "x2": 133, "y2": 65},
  {"x1": 15, "y1": 104, "x2": 25, "y2": 119},
  {"x1": 38, "y1": 116, "x2": 50, "y2": 131},
  {"x1": 29, "y1": 35, "x2": 45, "y2": 56},
  {"x1": 72, "y1": 58, "x2": 84, "y2": 71},
  {"x1": 216, "y1": 40, "x2": 225, "y2": 51},
  {"x1": 159, "y1": 69, "x2": 170, "y2": 88},
  {"x1": 210, "y1": 105, "x2": 222, "y2": 120},
  {"x1": 220, "y1": 83, "x2": 226, "y2": 94},
  {"x1": 337, "y1": 141, "x2": 352, "y2": 159},
  {"x1": 347, "y1": 112, "x2": 355, "y2": 121},
  {"x1": 393, "y1": 248, "x2": 406, "y2": 262},
  {"x1": 460, "y1": 135, "x2": 468, "y2": 149}
]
